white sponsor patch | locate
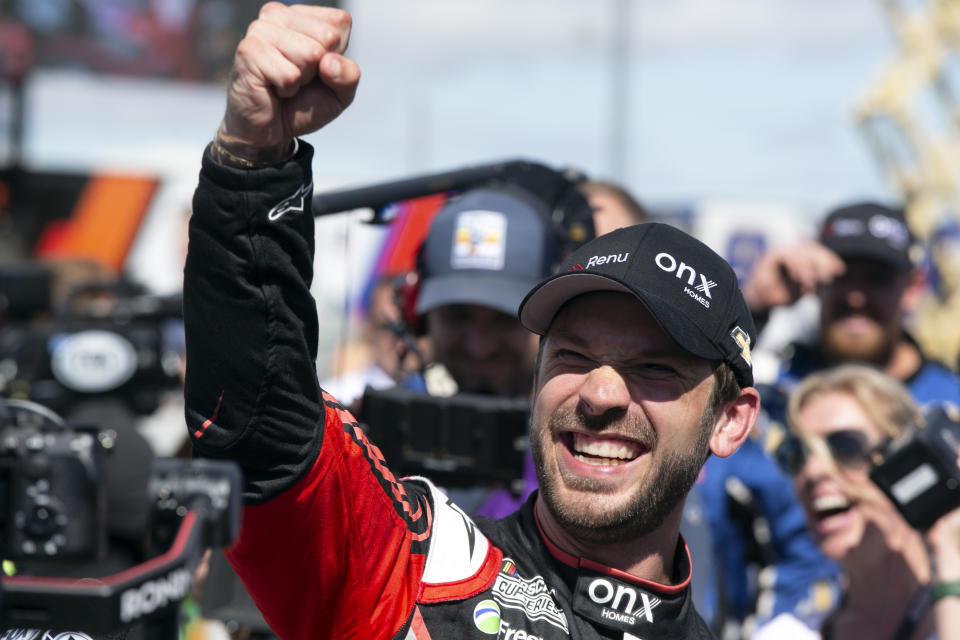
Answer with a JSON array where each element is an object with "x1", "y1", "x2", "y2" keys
[
  {"x1": 493, "y1": 560, "x2": 569, "y2": 632},
  {"x1": 451, "y1": 211, "x2": 507, "y2": 271}
]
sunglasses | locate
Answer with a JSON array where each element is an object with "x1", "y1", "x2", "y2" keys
[{"x1": 775, "y1": 429, "x2": 883, "y2": 477}]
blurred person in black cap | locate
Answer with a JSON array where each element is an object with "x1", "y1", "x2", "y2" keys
[
  {"x1": 743, "y1": 201, "x2": 960, "y2": 407},
  {"x1": 183, "y1": 5, "x2": 762, "y2": 637}
]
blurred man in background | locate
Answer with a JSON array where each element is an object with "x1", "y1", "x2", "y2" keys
[{"x1": 743, "y1": 201, "x2": 960, "y2": 406}]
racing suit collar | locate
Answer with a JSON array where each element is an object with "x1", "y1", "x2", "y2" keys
[{"x1": 531, "y1": 494, "x2": 693, "y2": 595}]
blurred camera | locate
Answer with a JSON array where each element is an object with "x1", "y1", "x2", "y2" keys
[
  {"x1": 0, "y1": 398, "x2": 109, "y2": 560},
  {"x1": 869, "y1": 404, "x2": 960, "y2": 531},
  {"x1": 0, "y1": 397, "x2": 243, "y2": 632},
  {"x1": 149, "y1": 457, "x2": 242, "y2": 551},
  {"x1": 360, "y1": 385, "x2": 529, "y2": 492},
  {"x1": 0, "y1": 269, "x2": 185, "y2": 418}
]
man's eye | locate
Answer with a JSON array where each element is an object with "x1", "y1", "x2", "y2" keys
[
  {"x1": 636, "y1": 363, "x2": 678, "y2": 377},
  {"x1": 555, "y1": 349, "x2": 590, "y2": 363}
]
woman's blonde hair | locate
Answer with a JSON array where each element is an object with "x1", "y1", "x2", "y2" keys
[{"x1": 786, "y1": 364, "x2": 920, "y2": 439}]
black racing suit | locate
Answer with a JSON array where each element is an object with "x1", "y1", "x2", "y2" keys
[{"x1": 184, "y1": 142, "x2": 715, "y2": 640}]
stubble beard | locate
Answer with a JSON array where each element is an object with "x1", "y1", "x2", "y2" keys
[{"x1": 531, "y1": 405, "x2": 714, "y2": 546}]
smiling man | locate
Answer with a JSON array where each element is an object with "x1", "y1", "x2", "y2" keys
[{"x1": 183, "y1": 4, "x2": 760, "y2": 639}]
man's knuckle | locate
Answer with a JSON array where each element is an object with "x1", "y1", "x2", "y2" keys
[
  {"x1": 330, "y1": 8, "x2": 352, "y2": 29},
  {"x1": 321, "y1": 28, "x2": 340, "y2": 50},
  {"x1": 259, "y1": 1, "x2": 285, "y2": 19},
  {"x1": 277, "y1": 67, "x2": 301, "y2": 89},
  {"x1": 235, "y1": 38, "x2": 257, "y2": 59}
]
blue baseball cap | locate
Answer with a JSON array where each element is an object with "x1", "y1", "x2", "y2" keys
[{"x1": 416, "y1": 186, "x2": 560, "y2": 316}]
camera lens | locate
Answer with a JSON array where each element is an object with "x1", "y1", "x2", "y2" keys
[{"x1": 24, "y1": 496, "x2": 63, "y2": 540}]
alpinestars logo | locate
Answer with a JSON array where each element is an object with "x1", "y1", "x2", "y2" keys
[
  {"x1": 655, "y1": 252, "x2": 716, "y2": 309},
  {"x1": 587, "y1": 578, "x2": 662, "y2": 625},
  {"x1": 268, "y1": 181, "x2": 313, "y2": 221},
  {"x1": 493, "y1": 560, "x2": 569, "y2": 632}
]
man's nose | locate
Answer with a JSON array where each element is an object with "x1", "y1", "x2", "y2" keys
[
  {"x1": 578, "y1": 365, "x2": 630, "y2": 419},
  {"x1": 464, "y1": 329, "x2": 499, "y2": 358},
  {"x1": 843, "y1": 286, "x2": 868, "y2": 308}
]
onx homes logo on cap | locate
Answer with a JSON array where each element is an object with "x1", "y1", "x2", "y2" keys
[
  {"x1": 655, "y1": 252, "x2": 717, "y2": 308},
  {"x1": 451, "y1": 211, "x2": 507, "y2": 271}
]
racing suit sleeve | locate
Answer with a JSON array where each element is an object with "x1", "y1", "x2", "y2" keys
[{"x1": 183, "y1": 143, "x2": 431, "y2": 639}]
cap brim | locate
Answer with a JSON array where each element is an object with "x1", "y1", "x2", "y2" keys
[
  {"x1": 519, "y1": 272, "x2": 724, "y2": 364},
  {"x1": 416, "y1": 272, "x2": 540, "y2": 316},
  {"x1": 822, "y1": 241, "x2": 912, "y2": 271}
]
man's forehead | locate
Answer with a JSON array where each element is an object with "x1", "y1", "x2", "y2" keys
[{"x1": 544, "y1": 294, "x2": 697, "y2": 358}]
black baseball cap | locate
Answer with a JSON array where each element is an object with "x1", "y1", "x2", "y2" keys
[
  {"x1": 519, "y1": 223, "x2": 756, "y2": 388},
  {"x1": 818, "y1": 202, "x2": 916, "y2": 272},
  {"x1": 416, "y1": 185, "x2": 560, "y2": 316}
]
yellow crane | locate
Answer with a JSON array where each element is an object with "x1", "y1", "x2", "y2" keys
[{"x1": 856, "y1": 0, "x2": 960, "y2": 369}]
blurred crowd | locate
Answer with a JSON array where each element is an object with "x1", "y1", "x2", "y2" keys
[{"x1": 6, "y1": 168, "x2": 959, "y2": 639}]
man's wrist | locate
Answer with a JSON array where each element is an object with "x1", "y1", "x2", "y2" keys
[{"x1": 210, "y1": 127, "x2": 298, "y2": 169}]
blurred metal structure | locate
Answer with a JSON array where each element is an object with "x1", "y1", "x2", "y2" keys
[{"x1": 856, "y1": 0, "x2": 960, "y2": 368}]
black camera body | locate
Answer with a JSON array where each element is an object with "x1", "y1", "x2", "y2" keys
[
  {"x1": 0, "y1": 397, "x2": 244, "y2": 632},
  {"x1": 360, "y1": 385, "x2": 529, "y2": 492},
  {"x1": 870, "y1": 405, "x2": 960, "y2": 531},
  {"x1": 0, "y1": 272, "x2": 184, "y2": 418},
  {"x1": 0, "y1": 399, "x2": 107, "y2": 560}
]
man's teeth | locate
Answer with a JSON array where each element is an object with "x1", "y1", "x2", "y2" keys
[
  {"x1": 571, "y1": 433, "x2": 641, "y2": 465},
  {"x1": 812, "y1": 494, "x2": 851, "y2": 514}
]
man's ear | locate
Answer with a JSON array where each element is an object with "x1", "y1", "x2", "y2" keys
[
  {"x1": 899, "y1": 266, "x2": 927, "y2": 314},
  {"x1": 709, "y1": 387, "x2": 761, "y2": 458}
]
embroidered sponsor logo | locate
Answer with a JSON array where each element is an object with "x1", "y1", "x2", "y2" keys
[
  {"x1": 655, "y1": 252, "x2": 717, "y2": 306},
  {"x1": 587, "y1": 577, "x2": 661, "y2": 624},
  {"x1": 267, "y1": 181, "x2": 313, "y2": 221},
  {"x1": 827, "y1": 214, "x2": 909, "y2": 249},
  {"x1": 730, "y1": 326, "x2": 752, "y2": 366},
  {"x1": 451, "y1": 211, "x2": 507, "y2": 270},
  {"x1": 473, "y1": 600, "x2": 501, "y2": 634},
  {"x1": 499, "y1": 619, "x2": 546, "y2": 640},
  {"x1": 0, "y1": 633, "x2": 94, "y2": 640},
  {"x1": 493, "y1": 561, "x2": 568, "y2": 632},
  {"x1": 585, "y1": 252, "x2": 629, "y2": 269}
]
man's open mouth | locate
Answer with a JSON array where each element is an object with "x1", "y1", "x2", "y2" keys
[{"x1": 566, "y1": 432, "x2": 645, "y2": 466}]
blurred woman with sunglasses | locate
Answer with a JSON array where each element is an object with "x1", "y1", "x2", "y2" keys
[{"x1": 755, "y1": 364, "x2": 960, "y2": 640}]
